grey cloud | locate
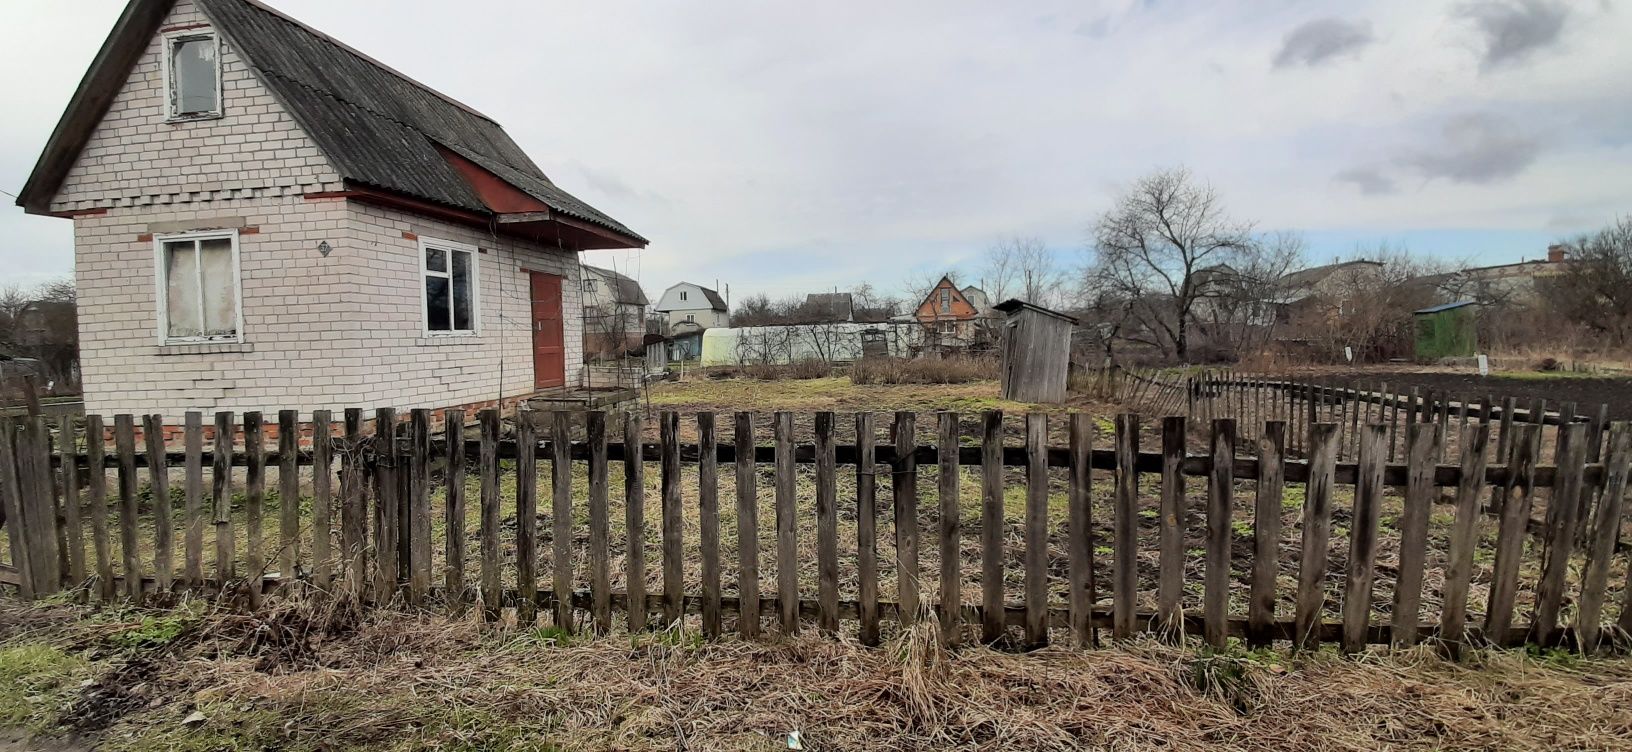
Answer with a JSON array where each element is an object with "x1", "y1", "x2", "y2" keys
[
  {"x1": 1334, "y1": 167, "x2": 1397, "y2": 195},
  {"x1": 1404, "y1": 112, "x2": 1541, "y2": 183},
  {"x1": 1273, "y1": 18, "x2": 1374, "y2": 68},
  {"x1": 1457, "y1": 0, "x2": 1569, "y2": 70}
]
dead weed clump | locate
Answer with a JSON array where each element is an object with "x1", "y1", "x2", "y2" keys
[{"x1": 851, "y1": 356, "x2": 997, "y2": 385}]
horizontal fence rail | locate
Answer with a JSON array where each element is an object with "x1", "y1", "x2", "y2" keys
[{"x1": 3, "y1": 406, "x2": 1631, "y2": 656}]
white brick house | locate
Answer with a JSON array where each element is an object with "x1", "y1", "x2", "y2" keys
[{"x1": 16, "y1": 0, "x2": 647, "y2": 422}]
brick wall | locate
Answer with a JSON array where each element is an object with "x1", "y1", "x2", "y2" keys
[
  {"x1": 52, "y1": 0, "x2": 343, "y2": 214},
  {"x1": 59, "y1": 0, "x2": 585, "y2": 423}
]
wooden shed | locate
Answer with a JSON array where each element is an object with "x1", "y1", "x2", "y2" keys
[
  {"x1": 1412, "y1": 300, "x2": 1477, "y2": 360},
  {"x1": 994, "y1": 299, "x2": 1077, "y2": 403}
]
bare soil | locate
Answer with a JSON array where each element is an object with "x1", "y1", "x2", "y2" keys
[{"x1": 1304, "y1": 370, "x2": 1632, "y2": 420}]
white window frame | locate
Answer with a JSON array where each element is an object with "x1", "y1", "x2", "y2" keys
[
  {"x1": 419, "y1": 236, "x2": 481, "y2": 337},
  {"x1": 161, "y1": 29, "x2": 224, "y2": 121},
  {"x1": 153, "y1": 228, "x2": 243, "y2": 345}
]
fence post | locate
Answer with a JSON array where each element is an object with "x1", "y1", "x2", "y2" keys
[
  {"x1": 733, "y1": 411, "x2": 755, "y2": 638},
  {"x1": 279, "y1": 410, "x2": 302, "y2": 589},
  {"x1": 408, "y1": 409, "x2": 432, "y2": 606},
  {"x1": 1157, "y1": 416, "x2": 1186, "y2": 639},
  {"x1": 311, "y1": 410, "x2": 333, "y2": 590},
  {"x1": 370, "y1": 409, "x2": 395, "y2": 605},
  {"x1": 340, "y1": 409, "x2": 365, "y2": 599},
  {"x1": 181, "y1": 413, "x2": 204, "y2": 590},
  {"x1": 555, "y1": 411, "x2": 578, "y2": 629}
]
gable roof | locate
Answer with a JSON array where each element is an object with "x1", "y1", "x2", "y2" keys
[
  {"x1": 656, "y1": 282, "x2": 727, "y2": 312},
  {"x1": 803, "y1": 292, "x2": 854, "y2": 321},
  {"x1": 582, "y1": 265, "x2": 648, "y2": 307},
  {"x1": 993, "y1": 298, "x2": 1078, "y2": 324},
  {"x1": 18, "y1": 0, "x2": 644, "y2": 247},
  {"x1": 1278, "y1": 260, "x2": 1382, "y2": 290}
]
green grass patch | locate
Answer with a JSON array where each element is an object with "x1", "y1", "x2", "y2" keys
[{"x1": 0, "y1": 643, "x2": 89, "y2": 732}]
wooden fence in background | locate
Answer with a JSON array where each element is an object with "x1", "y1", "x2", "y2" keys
[
  {"x1": 1106, "y1": 368, "x2": 1612, "y2": 463},
  {"x1": 3, "y1": 406, "x2": 1631, "y2": 655}
]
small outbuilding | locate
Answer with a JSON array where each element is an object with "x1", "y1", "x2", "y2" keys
[
  {"x1": 1412, "y1": 301, "x2": 1477, "y2": 360},
  {"x1": 993, "y1": 299, "x2": 1077, "y2": 404}
]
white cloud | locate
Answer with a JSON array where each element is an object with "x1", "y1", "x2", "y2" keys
[{"x1": 1, "y1": 0, "x2": 1630, "y2": 300}]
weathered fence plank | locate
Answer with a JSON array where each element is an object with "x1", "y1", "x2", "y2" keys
[
  {"x1": 1343, "y1": 423, "x2": 1387, "y2": 654},
  {"x1": 310, "y1": 410, "x2": 332, "y2": 588},
  {"x1": 590, "y1": 411, "x2": 612, "y2": 633},
  {"x1": 142, "y1": 414, "x2": 172, "y2": 593},
  {"x1": 182, "y1": 413, "x2": 204, "y2": 589},
  {"x1": 1158, "y1": 415, "x2": 1185, "y2": 637},
  {"x1": 774, "y1": 411, "x2": 798, "y2": 632},
  {"x1": 114, "y1": 415, "x2": 141, "y2": 599},
  {"x1": 816, "y1": 411, "x2": 839, "y2": 636},
  {"x1": 1248, "y1": 421, "x2": 1285, "y2": 648},
  {"x1": 341, "y1": 409, "x2": 365, "y2": 597},
  {"x1": 855, "y1": 412, "x2": 878, "y2": 645},
  {"x1": 1439, "y1": 424, "x2": 1491, "y2": 655},
  {"x1": 552, "y1": 411, "x2": 575, "y2": 628},
  {"x1": 1580, "y1": 423, "x2": 1629, "y2": 652},
  {"x1": 937, "y1": 411, "x2": 960, "y2": 643},
  {"x1": 980, "y1": 410, "x2": 1004, "y2": 643},
  {"x1": 1392, "y1": 422, "x2": 1441, "y2": 647},
  {"x1": 279, "y1": 410, "x2": 301, "y2": 588},
  {"x1": 1114, "y1": 414, "x2": 1139, "y2": 640},
  {"x1": 1205, "y1": 418, "x2": 1236, "y2": 649},
  {"x1": 1295, "y1": 423, "x2": 1338, "y2": 650},
  {"x1": 1069, "y1": 412, "x2": 1094, "y2": 646},
  {"x1": 1486, "y1": 425, "x2": 1540, "y2": 645},
  {"x1": 409, "y1": 409, "x2": 432, "y2": 605},
  {"x1": 1532, "y1": 423, "x2": 1587, "y2": 646},
  {"x1": 478, "y1": 409, "x2": 501, "y2": 619},
  {"x1": 733, "y1": 411, "x2": 755, "y2": 638},
  {"x1": 85, "y1": 414, "x2": 112, "y2": 600},
  {"x1": 893, "y1": 411, "x2": 920, "y2": 625},
  {"x1": 625, "y1": 410, "x2": 648, "y2": 631},
  {"x1": 442, "y1": 408, "x2": 466, "y2": 601},
  {"x1": 1025, "y1": 413, "x2": 1049, "y2": 648},
  {"x1": 698, "y1": 412, "x2": 722, "y2": 637},
  {"x1": 515, "y1": 412, "x2": 538, "y2": 620},
  {"x1": 59, "y1": 418, "x2": 84, "y2": 587}
]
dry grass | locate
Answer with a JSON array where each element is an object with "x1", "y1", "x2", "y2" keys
[
  {"x1": 2, "y1": 597, "x2": 1631, "y2": 751},
  {"x1": 850, "y1": 356, "x2": 998, "y2": 385}
]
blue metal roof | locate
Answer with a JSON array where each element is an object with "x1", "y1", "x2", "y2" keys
[{"x1": 1413, "y1": 300, "x2": 1477, "y2": 315}]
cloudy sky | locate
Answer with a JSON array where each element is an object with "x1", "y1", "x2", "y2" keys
[{"x1": 3, "y1": 0, "x2": 1629, "y2": 303}]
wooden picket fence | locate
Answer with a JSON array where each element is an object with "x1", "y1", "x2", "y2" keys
[{"x1": 3, "y1": 406, "x2": 1632, "y2": 655}]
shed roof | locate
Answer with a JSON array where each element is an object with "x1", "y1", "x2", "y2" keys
[
  {"x1": 1414, "y1": 300, "x2": 1477, "y2": 315},
  {"x1": 993, "y1": 298, "x2": 1079, "y2": 324},
  {"x1": 18, "y1": 0, "x2": 644, "y2": 247}
]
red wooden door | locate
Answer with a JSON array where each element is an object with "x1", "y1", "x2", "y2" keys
[{"x1": 529, "y1": 271, "x2": 566, "y2": 390}]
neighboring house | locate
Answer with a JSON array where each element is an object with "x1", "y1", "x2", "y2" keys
[
  {"x1": 1271, "y1": 259, "x2": 1385, "y2": 334},
  {"x1": 1449, "y1": 245, "x2": 1574, "y2": 306},
  {"x1": 15, "y1": 0, "x2": 645, "y2": 420},
  {"x1": 912, "y1": 276, "x2": 989, "y2": 349},
  {"x1": 12, "y1": 301, "x2": 80, "y2": 391},
  {"x1": 653, "y1": 282, "x2": 728, "y2": 333},
  {"x1": 802, "y1": 292, "x2": 854, "y2": 323},
  {"x1": 581, "y1": 264, "x2": 648, "y2": 359}
]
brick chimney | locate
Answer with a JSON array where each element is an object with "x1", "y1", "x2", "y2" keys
[{"x1": 1548, "y1": 244, "x2": 1567, "y2": 263}]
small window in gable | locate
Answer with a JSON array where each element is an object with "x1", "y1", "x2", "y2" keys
[
  {"x1": 164, "y1": 31, "x2": 222, "y2": 120},
  {"x1": 680, "y1": 290, "x2": 688, "y2": 301}
]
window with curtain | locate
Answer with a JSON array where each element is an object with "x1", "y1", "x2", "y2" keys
[
  {"x1": 423, "y1": 240, "x2": 477, "y2": 334},
  {"x1": 159, "y1": 232, "x2": 239, "y2": 342}
]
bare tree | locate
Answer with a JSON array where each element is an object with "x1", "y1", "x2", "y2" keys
[
  {"x1": 986, "y1": 235, "x2": 1065, "y2": 307},
  {"x1": 1087, "y1": 167, "x2": 1256, "y2": 361},
  {"x1": 1540, "y1": 217, "x2": 1632, "y2": 347}
]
